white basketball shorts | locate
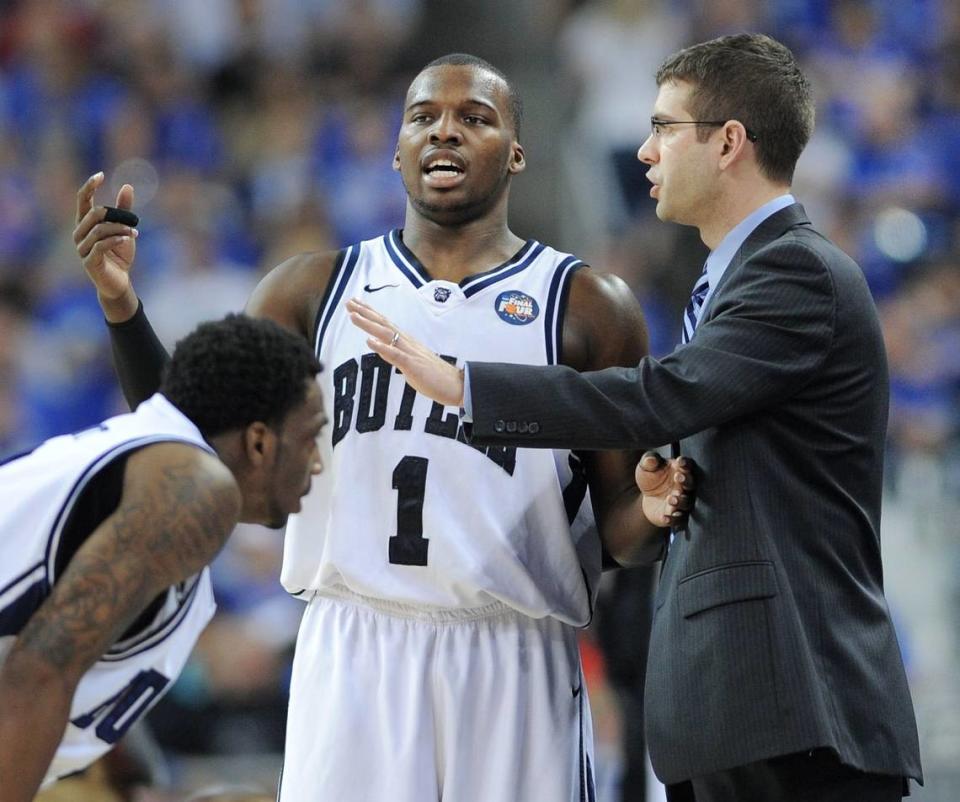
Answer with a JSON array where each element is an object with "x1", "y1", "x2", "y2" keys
[{"x1": 279, "y1": 586, "x2": 596, "y2": 802}]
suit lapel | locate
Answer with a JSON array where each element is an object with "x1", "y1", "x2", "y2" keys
[{"x1": 700, "y1": 203, "x2": 812, "y2": 325}]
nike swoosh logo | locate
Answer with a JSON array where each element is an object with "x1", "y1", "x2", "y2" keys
[
  {"x1": 364, "y1": 283, "x2": 400, "y2": 293},
  {"x1": 572, "y1": 684, "x2": 582, "y2": 698}
]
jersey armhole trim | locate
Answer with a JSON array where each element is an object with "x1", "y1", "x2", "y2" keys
[
  {"x1": 44, "y1": 436, "x2": 215, "y2": 594},
  {"x1": 100, "y1": 571, "x2": 206, "y2": 661},
  {"x1": 314, "y1": 245, "x2": 361, "y2": 356},
  {"x1": 544, "y1": 257, "x2": 584, "y2": 365}
]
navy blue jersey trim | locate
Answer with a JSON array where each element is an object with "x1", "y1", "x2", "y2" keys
[
  {"x1": 100, "y1": 572, "x2": 203, "y2": 661},
  {"x1": 0, "y1": 561, "x2": 44, "y2": 599},
  {"x1": 554, "y1": 261, "x2": 585, "y2": 366},
  {"x1": 459, "y1": 239, "x2": 536, "y2": 292},
  {"x1": 580, "y1": 564, "x2": 595, "y2": 628},
  {"x1": 462, "y1": 242, "x2": 545, "y2": 298},
  {"x1": 315, "y1": 246, "x2": 360, "y2": 356},
  {"x1": 578, "y1": 688, "x2": 586, "y2": 802},
  {"x1": 577, "y1": 669, "x2": 596, "y2": 801},
  {"x1": 43, "y1": 436, "x2": 214, "y2": 592},
  {"x1": 0, "y1": 576, "x2": 45, "y2": 637},
  {"x1": 311, "y1": 248, "x2": 348, "y2": 350},
  {"x1": 43, "y1": 436, "x2": 200, "y2": 592},
  {"x1": 385, "y1": 230, "x2": 428, "y2": 288},
  {"x1": 543, "y1": 256, "x2": 583, "y2": 364},
  {"x1": 386, "y1": 229, "x2": 538, "y2": 294},
  {"x1": 562, "y1": 453, "x2": 588, "y2": 525},
  {"x1": 564, "y1": 451, "x2": 594, "y2": 627}
]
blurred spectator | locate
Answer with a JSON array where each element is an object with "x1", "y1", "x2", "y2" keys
[
  {"x1": 0, "y1": 283, "x2": 30, "y2": 457},
  {"x1": 137, "y1": 169, "x2": 259, "y2": 347},
  {"x1": 556, "y1": 0, "x2": 687, "y2": 252},
  {"x1": 312, "y1": 95, "x2": 407, "y2": 245},
  {"x1": 882, "y1": 262, "x2": 960, "y2": 459},
  {"x1": 687, "y1": 0, "x2": 769, "y2": 40}
]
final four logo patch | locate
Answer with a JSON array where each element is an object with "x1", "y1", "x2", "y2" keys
[{"x1": 495, "y1": 290, "x2": 539, "y2": 325}]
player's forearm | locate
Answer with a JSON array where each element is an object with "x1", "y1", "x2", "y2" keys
[
  {"x1": 0, "y1": 656, "x2": 75, "y2": 802},
  {"x1": 599, "y1": 499, "x2": 667, "y2": 567},
  {"x1": 105, "y1": 299, "x2": 170, "y2": 409}
]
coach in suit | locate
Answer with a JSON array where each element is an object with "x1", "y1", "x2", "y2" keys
[{"x1": 350, "y1": 33, "x2": 922, "y2": 801}]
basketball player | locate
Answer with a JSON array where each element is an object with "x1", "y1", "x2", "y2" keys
[
  {"x1": 77, "y1": 54, "x2": 693, "y2": 801},
  {"x1": 0, "y1": 315, "x2": 325, "y2": 802}
]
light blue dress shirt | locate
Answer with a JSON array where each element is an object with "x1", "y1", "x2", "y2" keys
[{"x1": 694, "y1": 193, "x2": 795, "y2": 330}]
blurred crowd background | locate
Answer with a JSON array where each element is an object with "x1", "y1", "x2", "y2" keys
[{"x1": 1, "y1": 0, "x2": 958, "y2": 799}]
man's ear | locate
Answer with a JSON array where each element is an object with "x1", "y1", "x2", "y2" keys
[
  {"x1": 718, "y1": 122, "x2": 750, "y2": 170},
  {"x1": 393, "y1": 145, "x2": 401, "y2": 172},
  {"x1": 243, "y1": 422, "x2": 273, "y2": 467},
  {"x1": 509, "y1": 143, "x2": 526, "y2": 175}
]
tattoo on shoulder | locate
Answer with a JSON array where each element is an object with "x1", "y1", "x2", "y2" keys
[{"x1": 13, "y1": 454, "x2": 235, "y2": 674}]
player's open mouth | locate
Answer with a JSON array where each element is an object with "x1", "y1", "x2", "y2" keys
[{"x1": 422, "y1": 155, "x2": 466, "y2": 188}]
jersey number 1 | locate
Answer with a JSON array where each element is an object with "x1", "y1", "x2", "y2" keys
[{"x1": 389, "y1": 456, "x2": 429, "y2": 566}]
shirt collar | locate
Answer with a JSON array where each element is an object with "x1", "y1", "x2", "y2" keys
[{"x1": 704, "y1": 194, "x2": 795, "y2": 292}]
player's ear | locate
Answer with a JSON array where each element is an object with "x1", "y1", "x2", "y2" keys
[
  {"x1": 243, "y1": 422, "x2": 273, "y2": 466},
  {"x1": 509, "y1": 143, "x2": 525, "y2": 175},
  {"x1": 393, "y1": 145, "x2": 401, "y2": 172}
]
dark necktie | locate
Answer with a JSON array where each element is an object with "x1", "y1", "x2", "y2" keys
[{"x1": 681, "y1": 266, "x2": 710, "y2": 345}]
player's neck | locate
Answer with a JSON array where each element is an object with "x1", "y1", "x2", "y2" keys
[{"x1": 401, "y1": 211, "x2": 526, "y2": 283}]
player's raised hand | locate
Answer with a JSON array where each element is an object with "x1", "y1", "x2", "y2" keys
[
  {"x1": 348, "y1": 298, "x2": 465, "y2": 407},
  {"x1": 636, "y1": 452, "x2": 695, "y2": 528},
  {"x1": 74, "y1": 172, "x2": 140, "y2": 322}
]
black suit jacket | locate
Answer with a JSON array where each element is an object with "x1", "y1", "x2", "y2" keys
[{"x1": 467, "y1": 204, "x2": 922, "y2": 784}]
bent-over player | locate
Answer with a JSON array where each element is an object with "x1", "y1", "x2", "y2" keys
[{"x1": 0, "y1": 315, "x2": 325, "y2": 802}]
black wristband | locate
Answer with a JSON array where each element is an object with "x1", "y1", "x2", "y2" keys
[{"x1": 105, "y1": 299, "x2": 170, "y2": 408}]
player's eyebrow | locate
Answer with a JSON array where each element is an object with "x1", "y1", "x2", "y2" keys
[
  {"x1": 406, "y1": 98, "x2": 500, "y2": 115},
  {"x1": 462, "y1": 98, "x2": 498, "y2": 113}
]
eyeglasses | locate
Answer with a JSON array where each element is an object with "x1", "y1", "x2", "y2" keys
[{"x1": 650, "y1": 117, "x2": 758, "y2": 142}]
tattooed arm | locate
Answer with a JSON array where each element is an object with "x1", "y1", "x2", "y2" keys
[{"x1": 0, "y1": 442, "x2": 241, "y2": 802}]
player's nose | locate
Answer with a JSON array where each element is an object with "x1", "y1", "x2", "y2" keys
[{"x1": 429, "y1": 112, "x2": 463, "y2": 144}]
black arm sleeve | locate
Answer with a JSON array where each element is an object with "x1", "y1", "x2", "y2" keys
[{"x1": 105, "y1": 300, "x2": 170, "y2": 409}]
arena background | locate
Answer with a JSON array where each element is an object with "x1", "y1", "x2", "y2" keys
[{"x1": 1, "y1": 0, "x2": 957, "y2": 799}]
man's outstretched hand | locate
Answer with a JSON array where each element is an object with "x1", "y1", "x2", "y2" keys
[
  {"x1": 350, "y1": 299, "x2": 697, "y2": 533},
  {"x1": 637, "y1": 452, "x2": 695, "y2": 528},
  {"x1": 348, "y1": 298, "x2": 465, "y2": 407}
]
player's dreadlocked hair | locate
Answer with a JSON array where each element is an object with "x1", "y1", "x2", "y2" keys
[
  {"x1": 161, "y1": 314, "x2": 322, "y2": 438},
  {"x1": 423, "y1": 53, "x2": 524, "y2": 137}
]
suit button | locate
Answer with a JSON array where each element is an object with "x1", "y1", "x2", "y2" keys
[
  {"x1": 495, "y1": 420, "x2": 505, "y2": 432},
  {"x1": 506, "y1": 421, "x2": 518, "y2": 433},
  {"x1": 529, "y1": 422, "x2": 540, "y2": 434},
  {"x1": 518, "y1": 422, "x2": 529, "y2": 433}
]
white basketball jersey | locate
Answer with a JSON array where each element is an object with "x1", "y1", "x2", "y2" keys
[
  {"x1": 282, "y1": 230, "x2": 601, "y2": 626},
  {"x1": 0, "y1": 394, "x2": 217, "y2": 787}
]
